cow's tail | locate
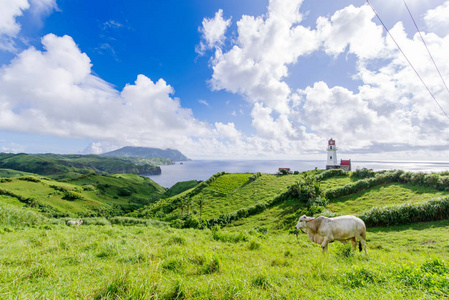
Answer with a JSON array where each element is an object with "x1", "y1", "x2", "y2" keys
[{"x1": 358, "y1": 241, "x2": 362, "y2": 252}]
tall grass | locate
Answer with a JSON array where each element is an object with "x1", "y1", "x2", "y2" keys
[
  {"x1": 0, "y1": 204, "x2": 46, "y2": 227},
  {"x1": 1, "y1": 222, "x2": 449, "y2": 298}
]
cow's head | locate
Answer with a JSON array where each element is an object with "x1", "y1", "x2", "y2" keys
[{"x1": 295, "y1": 215, "x2": 314, "y2": 231}]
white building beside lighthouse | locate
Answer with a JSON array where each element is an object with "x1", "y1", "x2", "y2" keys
[{"x1": 326, "y1": 138, "x2": 338, "y2": 169}]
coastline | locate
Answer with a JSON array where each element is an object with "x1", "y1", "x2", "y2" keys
[{"x1": 146, "y1": 159, "x2": 449, "y2": 188}]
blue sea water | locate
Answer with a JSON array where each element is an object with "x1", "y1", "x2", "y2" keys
[{"x1": 146, "y1": 160, "x2": 449, "y2": 188}]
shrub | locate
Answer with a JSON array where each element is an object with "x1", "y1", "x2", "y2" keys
[
  {"x1": 117, "y1": 187, "x2": 133, "y2": 197},
  {"x1": 18, "y1": 176, "x2": 41, "y2": 183},
  {"x1": 352, "y1": 168, "x2": 375, "y2": 179},
  {"x1": 62, "y1": 190, "x2": 84, "y2": 201},
  {"x1": 360, "y1": 196, "x2": 449, "y2": 227}
]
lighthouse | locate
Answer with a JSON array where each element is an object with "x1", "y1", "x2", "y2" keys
[{"x1": 326, "y1": 138, "x2": 339, "y2": 169}]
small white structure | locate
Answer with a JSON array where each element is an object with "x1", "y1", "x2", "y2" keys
[
  {"x1": 326, "y1": 138, "x2": 338, "y2": 169},
  {"x1": 326, "y1": 138, "x2": 351, "y2": 171}
]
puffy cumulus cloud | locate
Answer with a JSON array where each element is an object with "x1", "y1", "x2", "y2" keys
[
  {"x1": 0, "y1": 0, "x2": 29, "y2": 51},
  {"x1": 297, "y1": 3, "x2": 449, "y2": 155},
  {"x1": 207, "y1": 0, "x2": 319, "y2": 114},
  {"x1": 298, "y1": 82, "x2": 419, "y2": 150},
  {"x1": 0, "y1": 34, "x2": 212, "y2": 153},
  {"x1": 199, "y1": 2, "x2": 449, "y2": 159},
  {"x1": 0, "y1": 0, "x2": 57, "y2": 52},
  {"x1": 424, "y1": 1, "x2": 449, "y2": 37},
  {"x1": 196, "y1": 9, "x2": 231, "y2": 55},
  {"x1": 316, "y1": 5, "x2": 387, "y2": 59},
  {"x1": 214, "y1": 122, "x2": 241, "y2": 142}
]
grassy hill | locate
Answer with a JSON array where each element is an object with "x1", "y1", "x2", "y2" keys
[
  {"x1": 0, "y1": 172, "x2": 166, "y2": 217},
  {"x1": 131, "y1": 169, "x2": 449, "y2": 231},
  {"x1": 1, "y1": 167, "x2": 449, "y2": 298},
  {"x1": 0, "y1": 153, "x2": 161, "y2": 178}
]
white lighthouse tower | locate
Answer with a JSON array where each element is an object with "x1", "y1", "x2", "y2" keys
[{"x1": 326, "y1": 138, "x2": 339, "y2": 169}]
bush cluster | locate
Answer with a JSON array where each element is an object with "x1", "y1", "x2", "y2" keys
[
  {"x1": 18, "y1": 176, "x2": 41, "y2": 183},
  {"x1": 351, "y1": 168, "x2": 375, "y2": 179},
  {"x1": 360, "y1": 196, "x2": 449, "y2": 227},
  {"x1": 315, "y1": 168, "x2": 348, "y2": 181},
  {"x1": 248, "y1": 172, "x2": 262, "y2": 182},
  {"x1": 324, "y1": 170, "x2": 404, "y2": 200}
]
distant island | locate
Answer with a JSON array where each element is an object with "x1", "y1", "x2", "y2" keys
[{"x1": 102, "y1": 146, "x2": 190, "y2": 164}]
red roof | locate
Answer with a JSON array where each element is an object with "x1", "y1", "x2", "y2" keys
[
  {"x1": 328, "y1": 138, "x2": 335, "y2": 145},
  {"x1": 341, "y1": 160, "x2": 351, "y2": 166}
]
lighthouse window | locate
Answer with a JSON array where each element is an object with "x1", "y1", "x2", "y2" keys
[
  {"x1": 330, "y1": 146, "x2": 332, "y2": 149},
  {"x1": 330, "y1": 156, "x2": 332, "y2": 159}
]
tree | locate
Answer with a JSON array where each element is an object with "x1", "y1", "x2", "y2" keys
[{"x1": 197, "y1": 198, "x2": 207, "y2": 217}]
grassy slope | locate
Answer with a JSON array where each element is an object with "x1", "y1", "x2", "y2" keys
[
  {"x1": 0, "y1": 173, "x2": 166, "y2": 217},
  {"x1": 0, "y1": 221, "x2": 448, "y2": 298},
  {"x1": 1, "y1": 170, "x2": 449, "y2": 298},
  {"x1": 327, "y1": 182, "x2": 448, "y2": 214},
  {"x1": 163, "y1": 180, "x2": 200, "y2": 198},
  {"x1": 188, "y1": 173, "x2": 304, "y2": 219}
]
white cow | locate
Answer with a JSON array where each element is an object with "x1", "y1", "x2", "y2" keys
[
  {"x1": 67, "y1": 220, "x2": 83, "y2": 226},
  {"x1": 295, "y1": 215, "x2": 367, "y2": 254}
]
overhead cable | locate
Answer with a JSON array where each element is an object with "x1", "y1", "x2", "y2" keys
[
  {"x1": 402, "y1": 0, "x2": 449, "y2": 96},
  {"x1": 365, "y1": 0, "x2": 449, "y2": 120}
]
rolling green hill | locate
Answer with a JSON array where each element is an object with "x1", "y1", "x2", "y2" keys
[
  {"x1": 130, "y1": 169, "x2": 449, "y2": 231},
  {"x1": 1, "y1": 167, "x2": 449, "y2": 299},
  {"x1": 0, "y1": 153, "x2": 161, "y2": 178},
  {"x1": 0, "y1": 172, "x2": 166, "y2": 217}
]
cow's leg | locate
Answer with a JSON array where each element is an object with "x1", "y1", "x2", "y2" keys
[
  {"x1": 359, "y1": 231, "x2": 368, "y2": 254},
  {"x1": 350, "y1": 237, "x2": 357, "y2": 250},
  {"x1": 360, "y1": 239, "x2": 367, "y2": 254},
  {"x1": 321, "y1": 237, "x2": 331, "y2": 253}
]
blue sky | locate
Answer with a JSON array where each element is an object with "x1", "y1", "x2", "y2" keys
[{"x1": 1, "y1": 0, "x2": 449, "y2": 160}]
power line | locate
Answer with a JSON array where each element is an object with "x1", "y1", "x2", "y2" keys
[
  {"x1": 402, "y1": 0, "x2": 449, "y2": 96},
  {"x1": 365, "y1": 0, "x2": 449, "y2": 120}
]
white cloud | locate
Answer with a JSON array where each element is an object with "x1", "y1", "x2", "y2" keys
[
  {"x1": 316, "y1": 4, "x2": 387, "y2": 59},
  {"x1": 0, "y1": 0, "x2": 57, "y2": 52},
  {"x1": 103, "y1": 20, "x2": 124, "y2": 30},
  {"x1": 0, "y1": 34, "x2": 212, "y2": 152},
  {"x1": 199, "y1": 1, "x2": 449, "y2": 159},
  {"x1": 1, "y1": 143, "x2": 26, "y2": 153},
  {"x1": 208, "y1": 0, "x2": 319, "y2": 114},
  {"x1": 214, "y1": 122, "x2": 241, "y2": 142},
  {"x1": 196, "y1": 9, "x2": 231, "y2": 55},
  {"x1": 198, "y1": 99, "x2": 209, "y2": 106},
  {"x1": 424, "y1": 1, "x2": 449, "y2": 37},
  {"x1": 0, "y1": 0, "x2": 29, "y2": 51}
]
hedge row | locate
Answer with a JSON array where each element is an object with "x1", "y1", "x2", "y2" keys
[
  {"x1": 360, "y1": 196, "x2": 449, "y2": 227},
  {"x1": 315, "y1": 168, "x2": 348, "y2": 181},
  {"x1": 325, "y1": 170, "x2": 449, "y2": 201},
  {"x1": 324, "y1": 171, "x2": 403, "y2": 200}
]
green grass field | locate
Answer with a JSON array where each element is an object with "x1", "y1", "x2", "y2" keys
[
  {"x1": 1, "y1": 168, "x2": 449, "y2": 298},
  {"x1": 1, "y1": 221, "x2": 448, "y2": 299}
]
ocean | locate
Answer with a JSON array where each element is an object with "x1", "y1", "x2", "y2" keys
[{"x1": 146, "y1": 160, "x2": 449, "y2": 188}]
